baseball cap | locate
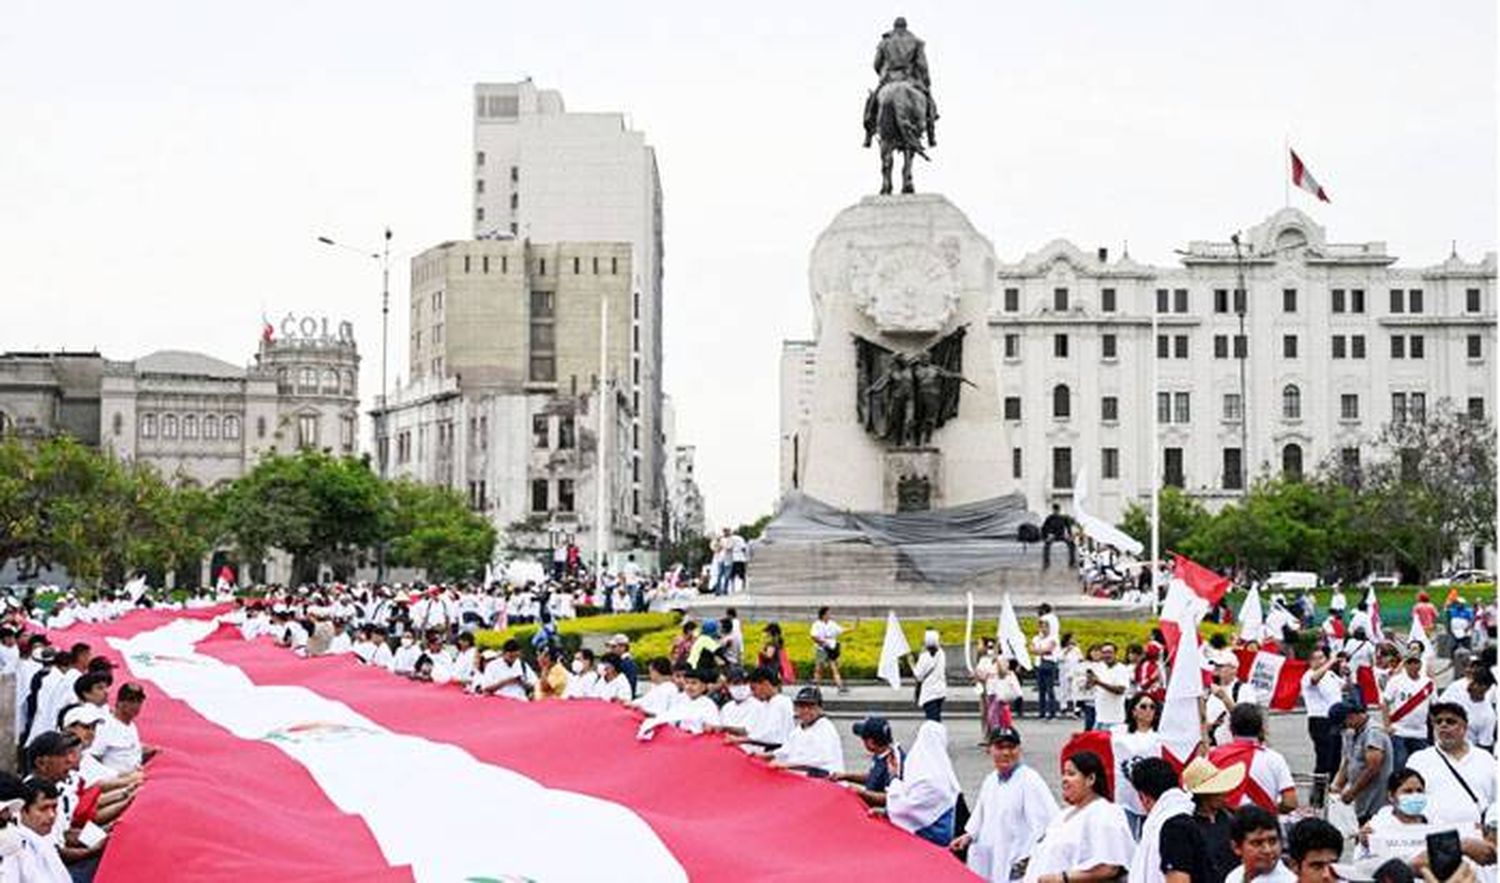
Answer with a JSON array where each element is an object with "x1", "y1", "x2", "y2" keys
[
  {"x1": 852, "y1": 717, "x2": 892, "y2": 744},
  {"x1": 607, "y1": 633, "x2": 630, "y2": 647},
  {"x1": 62, "y1": 705, "x2": 106, "y2": 728},
  {"x1": 987, "y1": 726, "x2": 1022, "y2": 746},
  {"x1": 792, "y1": 686, "x2": 824, "y2": 706}
]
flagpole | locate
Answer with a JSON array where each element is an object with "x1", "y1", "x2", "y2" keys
[
  {"x1": 594, "y1": 296, "x2": 609, "y2": 592},
  {"x1": 1283, "y1": 135, "x2": 1291, "y2": 208},
  {"x1": 1150, "y1": 300, "x2": 1161, "y2": 617}
]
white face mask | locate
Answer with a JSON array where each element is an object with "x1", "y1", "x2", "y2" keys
[
  {"x1": 729, "y1": 684, "x2": 752, "y2": 702},
  {"x1": 570, "y1": 660, "x2": 585, "y2": 675},
  {"x1": 0, "y1": 824, "x2": 20, "y2": 858}
]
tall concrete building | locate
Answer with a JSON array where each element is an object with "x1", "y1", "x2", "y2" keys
[
  {"x1": 471, "y1": 80, "x2": 666, "y2": 546},
  {"x1": 781, "y1": 208, "x2": 1497, "y2": 547}
]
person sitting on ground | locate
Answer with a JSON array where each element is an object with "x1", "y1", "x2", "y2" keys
[
  {"x1": 1128, "y1": 756, "x2": 1209, "y2": 883},
  {"x1": 836, "y1": 716, "x2": 903, "y2": 803},
  {"x1": 884, "y1": 720, "x2": 961, "y2": 847},
  {"x1": 1224, "y1": 805, "x2": 1294, "y2": 883},
  {"x1": 771, "y1": 687, "x2": 844, "y2": 776},
  {"x1": 951, "y1": 725, "x2": 1057, "y2": 883}
]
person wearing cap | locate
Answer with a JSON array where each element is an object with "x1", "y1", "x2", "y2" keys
[
  {"x1": 28, "y1": 731, "x2": 104, "y2": 870},
  {"x1": 951, "y1": 726, "x2": 1057, "y2": 882},
  {"x1": 1406, "y1": 701, "x2": 1497, "y2": 830},
  {"x1": 1127, "y1": 756, "x2": 1208, "y2": 883},
  {"x1": 60, "y1": 704, "x2": 138, "y2": 824},
  {"x1": 1180, "y1": 756, "x2": 1248, "y2": 883},
  {"x1": 1331, "y1": 699, "x2": 1393, "y2": 825},
  {"x1": 605, "y1": 634, "x2": 639, "y2": 697},
  {"x1": 771, "y1": 687, "x2": 844, "y2": 776},
  {"x1": 1380, "y1": 650, "x2": 1435, "y2": 770},
  {"x1": 910, "y1": 629, "x2": 948, "y2": 722},
  {"x1": 94, "y1": 683, "x2": 154, "y2": 776},
  {"x1": 835, "y1": 717, "x2": 903, "y2": 798},
  {"x1": 1224, "y1": 805, "x2": 1295, "y2": 883}
]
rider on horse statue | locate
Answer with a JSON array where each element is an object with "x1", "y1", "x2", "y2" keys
[{"x1": 863, "y1": 17, "x2": 937, "y2": 150}]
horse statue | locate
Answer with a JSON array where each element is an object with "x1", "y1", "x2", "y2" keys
[{"x1": 874, "y1": 79, "x2": 930, "y2": 195}]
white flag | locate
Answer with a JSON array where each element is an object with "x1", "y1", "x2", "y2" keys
[
  {"x1": 1237, "y1": 586, "x2": 1265, "y2": 643},
  {"x1": 1160, "y1": 603, "x2": 1206, "y2": 760},
  {"x1": 997, "y1": 595, "x2": 1033, "y2": 671},
  {"x1": 877, "y1": 611, "x2": 912, "y2": 690},
  {"x1": 124, "y1": 575, "x2": 148, "y2": 602},
  {"x1": 962, "y1": 592, "x2": 976, "y2": 674}
]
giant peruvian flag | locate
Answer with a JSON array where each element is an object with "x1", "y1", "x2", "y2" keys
[
  {"x1": 56, "y1": 611, "x2": 973, "y2": 882},
  {"x1": 1290, "y1": 149, "x2": 1331, "y2": 203}
]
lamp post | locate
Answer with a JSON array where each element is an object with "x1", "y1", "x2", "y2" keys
[{"x1": 317, "y1": 229, "x2": 393, "y2": 581}]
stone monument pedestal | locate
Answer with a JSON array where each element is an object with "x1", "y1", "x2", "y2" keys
[{"x1": 884, "y1": 447, "x2": 941, "y2": 512}]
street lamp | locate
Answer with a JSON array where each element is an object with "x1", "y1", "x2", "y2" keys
[{"x1": 317, "y1": 229, "x2": 393, "y2": 581}]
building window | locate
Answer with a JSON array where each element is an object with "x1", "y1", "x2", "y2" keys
[
  {"x1": 1053, "y1": 287, "x2": 1068, "y2": 311},
  {"x1": 1011, "y1": 447, "x2": 1022, "y2": 479},
  {"x1": 1391, "y1": 335, "x2": 1406, "y2": 359},
  {"x1": 299, "y1": 368, "x2": 316, "y2": 392},
  {"x1": 1214, "y1": 289, "x2": 1228, "y2": 314},
  {"x1": 1223, "y1": 448, "x2": 1243, "y2": 490},
  {"x1": 111, "y1": 413, "x2": 123, "y2": 436},
  {"x1": 1392, "y1": 392, "x2": 1407, "y2": 424},
  {"x1": 509, "y1": 193, "x2": 519, "y2": 211},
  {"x1": 475, "y1": 179, "x2": 484, "y2": 195},
  {"x1": 203, "y1": 415, "x2": 218, "y2": 439},
  {"x1": 1052, "y1": 447, "x2": 1073, "y2": 489},
  {"x1": 1410, "y1": 335, "x2": 1425, "y2": 359},
  {"x1": 1174, "y1": 392, "x2": 1191, "y2": 424},
  {"x1": 510, "y1": 165, "x2": 518, "y2": 183},
  {"x1": 1468, "y1": 335, "x2": 1483, "y2": 359},
  {"x1": 1004, "y1": 288, "x2": 1019, "y2": 312},
  {"x1": 1331, "y1": 289, "x2": 1346, "y2": 313},
  {"x1": 1157, "y1": 391, "x2": 1172, "y2": 424},
  {"x1": 558, "y1": 479, "x2": 575, "y2": 513},
  {"x1": 1233, "y1": 335, "x2": 1247, "y2": 359},
  {"x1": 573, "y1": 256, "x2": 581, "y2": 275},
  {"x1": 297, "y1": 414, "x2": 318, "y2": 449},
  {"x1": 1214, "y1": 335, "x2": 1228, "y2": 359},
  {"x1": 1233, "y1": 289, "x2": 1246, "y2": 314},
  {"x1": 1003, "y1": 334, "x2": 1020, "y2": 359},
  {"x1": 1468, "y1": 397, "x2": 1485, "y2": 420},
  {"x1": 340, "y1": 415, "x2": 355, "y2": 450},
  {"x1": 1283, "y1": 335, "x2": 1298, "y2": 358},
  {"x1": 162, "y1": 415, "x2": 178, "y2": 439},
  {"x1": 1350, "y1": 289, "x2": 1365, "y2": 313},
  {"x1": 1283, "y1": 289, "x2": 1297, "y2": 312},
  {"x1": 1410, "y1": 392, "x2": 1426, "y2": 422},
  {"x1": 141, "y1": 413, "x2": 157, "y2": 438},
  {"x1": 1164, "y1": 448, "x2": 1184, "y2": 488},
  {"x1": 593, "y1": 256, "x2": 600, "y2": 274},
  {"x1": 1156, "y1": 335, "x2": 1169, "y2": 359},
  {"x1": 611, "y1": 257, "x2": 619, "y2": 275},
  {"x1": 1174, "y1": 335, "x2": 1188, "y2": 359},
  {"x1": 1101, "y1": 288, "x2": 1116, "y2": 313},
  {"x1": 1351, "y1": 335, "x2": 1366, "y2": 359},
  {"x1": 1341, "y1": 394, "x2": 1360, "y2": 420},
  {"x1": 1223, "y1": 393, "x2": 1242, "y2": 422},
  {"x1": 222, "y1": 415, "x2": 240, "y2": 440},
  {"x1": 343, "y1": 371, "x2": 355, "y2": 395},
  {"x1": 1389, "y1": 289, "x2": 1404, "y2": 314},
  {"x1": 1096, "y1": 396, "x2": 1118, "y2": 422},
  {"x1": 531, "y1": 479, "x2": 549, "y2": 513},
  {"x1": 1102, "y1": 447, "x2": 1120, "y2": 480},
  {"x1": 475, "y1": 207, "x2": 485, "y2": 223},
  {"x1": 1408, "y1": 289, "x2": 1424, "y2": 313},
  {"x1": 1003, "y1": 396, "x2": 1022, "y2": 421},
  {"x1": 1101, "y1": 334, "x2": 1117, "y2": 359},
  {"x1": 1053, "y1": 334, "x2": 1069, "y2": 358},
  {"x1": 1282, "y1": 385, "x2": 1301, "y2": 420},
  {"x1": 476, "y1": 150, "x2": 485, "y2": 167},
  {"x1": 183, "y1": 415, "x2": 198, "y2": 439},
  {"x1": 532, "y1": 415, "x2": 549, "y2": 449},
  {"x1": 1155, "y1": 288, "x2": 1169, "y2": 313},
  {"x1": 1467, "y1": 288, "x2": 1482, "y2": 313},
  {"x1": 1332, "y1": 336, "x2": 1346, "y2": 359},
  {"x1": 1173, "y1": 289, "x2": 1188, "y2": 313},
  {"x1": 1052, "y1": 384, "x2": 1070, "y2": 418},
  {"x1": 1282, "y1": 443, "x2": 1304, "y2": 480},
  {"x1": 530, "y1": 290, "x2": 556, "y2": 383},
  {"x1": 558, "y1": 415, "x2": 575, "y2": 449},
  {"x1": 1341, "y1": 447, "x2": 1360, "y2": 473},
  {"x1": 324, "y1": 369, "x2": 340, "y2": 392}
]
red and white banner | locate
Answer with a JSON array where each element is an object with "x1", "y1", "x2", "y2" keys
[
  {"x1": 54, "y1": 612, "x2": 972, "y2": 882},
  {"x1": 1160, "y1": 555, "x2": 1230, "y2": 652},
  {"x1": 1290, "y1": 149, "x2": 1331, "y2": 203},
  {"x1": 1235, "y1": 648, "x2": 1308, "y2": 710}
]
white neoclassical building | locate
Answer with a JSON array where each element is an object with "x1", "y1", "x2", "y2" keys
[{"x1": 784, "y1": 207, "x2": 1496, "y2": 532}]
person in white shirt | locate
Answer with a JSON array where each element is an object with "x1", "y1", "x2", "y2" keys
[
  {"x1": 1441, "y1": 659, "x2": 1498, "y2": 752},
  {"x1": 949, "y1": 726, "x2": 1058, "y2": 881},
  {"x1": 11, "y1": 778, "x2": 73, "y2": 883},
  {"x1": 1224, "y1": 805, "x2": 1298, "y2": 883},
  {"x1": 810, "y1": 607, "x2": 847, "y2": 694},
  {"x1": 1380, "y1": 651, "x2": 1435, "y2": 770},
  {"x1": 972, "y1": 640, "x2": 1001, "y2": 742},
  {"x1": 592, "y1": 655, "x2": 634, "y2": 703},
  {"x1": 1033, "y1": 604, "x2": 1063, "y2": 720},
  {"x1": 1299, "y1": 648, "x2": 1345, "y2": 779},
  {"x1": 562, "y1": 649, "x2": 601, "y2": 699},
  {"x1": 327, "y1": 621, "x2": 352, "y2": 655},
  {"x1": 723, "y1": 667, "x2": 795, "y2": 753},
  {"x1": 27, "y1": 652, "x2": 80, "y2": 749},
  {"x1": 476, "y1": 641, "x2": 534, "y2": 701},
  {"x1": 1084, "y1": 643, "x2": 1129, "y2": 729},
  {"x1": 772, "y1": 687, "x2": 844, "y2": 776},
  {"x1": 910, "y1": 630, "x2": 948, "y2": 721},
  {"x1": 1405, "y1": 701, "x2": 1496, "y2": 830},
  {"x1": 449, "y1": 633, "x2": 478, "y2": 686},
  {"x1": 641, "y1": 668, "x2": 720, "y2": 735},
  {"x1": 716, "y1": 667, "x2": 760, "y2": 733},
  {"x1": 634, "y1": 658, "x2": 682, "y2": 717},
  {"x1": 0, "y1": 627, "x2": 22, "y2": 678},
  {"x1": 92, "y1": 683, "x2": 154, "y2": 775},
  {"x1": 1209, "y1": 704, "x2": 1298, "y2": 814},
  {"x1": 389, "y1": 633, "x2": 421, "y2": 676}
]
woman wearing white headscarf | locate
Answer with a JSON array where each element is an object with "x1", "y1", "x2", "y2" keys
[{"x1": 886, "y1": 720, "x2": 962, "y2": 846}]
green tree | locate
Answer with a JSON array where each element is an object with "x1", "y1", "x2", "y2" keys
[
  {"x1": 385, "y1": 479, "x2": 496, "y2": 580},
  {"x1": 1118, "y1": 486, "x2": 1208, "y2": 557}
]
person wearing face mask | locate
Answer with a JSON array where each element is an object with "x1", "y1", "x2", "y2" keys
[
  {"x1": 389, "y1": 631, "x2": 421, "y2": 676},
  {"x1": 1358, "y1": 768, "x2": 1430, "y2": 862},
  {"x1": 562, "y1": 649, "x2": 600, "y2": 699},
  {"x1": 720, "y1": 667, "x2": 794, "y2": 753},
  {"x1": 716, "y1": 667, "x2": 760, "y2": 733}
]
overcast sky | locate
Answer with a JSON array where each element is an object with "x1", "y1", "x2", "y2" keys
[{"x1": 2, "y1": 1, "x2": 1495, "y2": 528}]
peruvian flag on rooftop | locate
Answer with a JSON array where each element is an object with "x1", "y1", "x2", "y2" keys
[{"x1": 1290, "y1": 148, "x2": 1331, "y2": 203}]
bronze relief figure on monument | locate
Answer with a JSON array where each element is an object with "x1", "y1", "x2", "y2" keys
[{"x1": 854, "y1": 327, "x2": 972, "y2": 448}]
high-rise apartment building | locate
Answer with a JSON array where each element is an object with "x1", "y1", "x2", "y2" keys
[{"x1": 472, "y1": 80, "x2": 666, "y2": 545}]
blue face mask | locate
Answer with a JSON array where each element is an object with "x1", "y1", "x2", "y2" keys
[{"x1": 1397, "y1": 793, "x2": 1428, "y2": 817}]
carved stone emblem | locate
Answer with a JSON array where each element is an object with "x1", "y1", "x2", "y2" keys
[
  {"x1": 896, "y1": 474, "x2": 932, "y2": 512},
  {"x1": 849, "y1": 240, "x2": 960, "y2": 334}
]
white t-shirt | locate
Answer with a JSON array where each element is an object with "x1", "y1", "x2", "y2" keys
[
  {"x1": 720, "y1": 697, "x2": 761, "y2": 732},
  {"x1": 1092, "y1": 663, "x2": 1130, "y2": 725},
  {"x1": 965, "y1": 764, "x2": 1058, "y2": 883},
  {"x1": 481, "y1": 657, "x2": 533, "y2": 701},
  {"x1": 1225, "y1": 861, "x2": 1297, "y2": 883},
  {"x1": 774, "y1": 716, "x2": 844, "y2": 774},
  {"x1": 8, "y1": 823, "x2": 71, "y2": 883},
  {"x1": 1300, "y1": 670, "x2": 1343, "y2": 718},
  {"x1": 1440, "y1": 679, "x2": 1498, "y2": 749},
  {"x1": 751, "y1": 694, "x2": 795, "y2": 747},
  {"x1": 1022, "y1": 797, "x2": 1134, "y2": 882},
  {"x1": 1381, "y1": 671, "x2": 1434, "y2": 739},
  {"x1": 592, "y1": 674, "x2": 633, "y2": 703},
  {"x1": 811, "y1": 619, "x2": 842, "y2": 650},
  {"x1": 912, "y1": 649, "x2": 947, "y2": 706},
  {"x1": 635, "y1": 681, "x2": 681, "y2": 717},
  {"x1": 1224, "y1": 741, "x2": 1296, "y2": 810},
  {"x1": 1111, "y1": 729, "x2": 1163, "y2": 813},
  {"x1": 564, "y1": 670, "x2": 600, "y2": 699},
  {"x1": 1406, "y1": 744, "x2": 1496, "y2": 829}
]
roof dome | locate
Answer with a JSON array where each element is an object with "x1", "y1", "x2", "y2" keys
[{"x1": 134, "y1": 350, "x2": 245, "y2": 379}]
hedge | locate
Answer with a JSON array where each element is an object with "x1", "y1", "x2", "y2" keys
[{"x1": 473, "y1": 612, "x2": 679, "y2": 652}]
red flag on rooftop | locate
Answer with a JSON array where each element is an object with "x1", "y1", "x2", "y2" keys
[{"x1": 1290, "y1": 149, "x2": 1331, "y2": 203}]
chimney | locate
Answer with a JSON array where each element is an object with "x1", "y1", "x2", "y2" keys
[{"x1": 1097, "y1": 247, "x2": 1109, "y2": 264}]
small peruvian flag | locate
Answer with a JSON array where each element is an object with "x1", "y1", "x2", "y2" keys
[{"x1": 1290, "y1": 149, "x2": 1331, "y2": 203}]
